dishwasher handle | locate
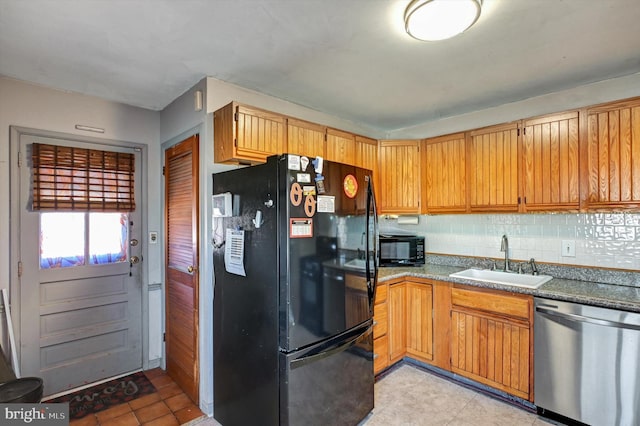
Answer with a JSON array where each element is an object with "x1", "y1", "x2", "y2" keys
[{"x1": 536, "y1": 306, "x2": 640, "y2": 331}]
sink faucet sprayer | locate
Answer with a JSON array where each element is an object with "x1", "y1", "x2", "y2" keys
[{"x1": 500, "y1": 234, "x2": 511, "y2": 272}]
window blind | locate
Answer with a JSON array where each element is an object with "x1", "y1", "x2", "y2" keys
[{"x1": 32, "y1": 143, "x2": 136, "y2": 211}]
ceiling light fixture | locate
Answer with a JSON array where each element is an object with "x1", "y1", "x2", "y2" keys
[{"x1": 405, "y1": 0, "x2": 482, "y2": 41}]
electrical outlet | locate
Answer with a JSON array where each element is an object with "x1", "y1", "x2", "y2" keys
[{"x1": 561, "y1": 240, "x2": 575, "y2": 257}]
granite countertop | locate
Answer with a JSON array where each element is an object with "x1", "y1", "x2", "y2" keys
[{"x1": 377, "y1": 264, "x2": 640, "y2": 313}]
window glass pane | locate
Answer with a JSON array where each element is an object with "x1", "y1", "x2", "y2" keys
[
  {"x1": 40, "y1": 212, "x2": 85, "y2": 269},
  {"x1": 89, "y1": 213, "x2": 128, "y2": 265}
]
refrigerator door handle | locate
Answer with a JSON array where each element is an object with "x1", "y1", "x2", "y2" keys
[
  {"x1": 290, "y1": 326, "x2": 373, "y2": 370},
  {"x1": 364, "y1": 176, "x2": 378, "y2": 310}
]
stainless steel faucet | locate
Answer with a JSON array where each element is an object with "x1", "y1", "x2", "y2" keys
[
  {"x1": 500, "y1": 234, "x2": 511, "y2": 272},
  {"x1": 529, "y1": 258, "x2": 539, "y2": 275}
]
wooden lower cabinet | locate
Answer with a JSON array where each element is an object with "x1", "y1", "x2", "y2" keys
[
  {"x1": 388, "y1": 283, "x2": 407, "y2": 364},
  {"x1": 381, "y1": 279, "x2": 533, "y2": 402},
  {"x1": 405, "y1": 282, "x2": 433, "y2": 362},
  {"x1": 387, "y1": 279, "x2": 436, "y2": 365},
  {"x1": 373, "y1": 283, "x2": 389, "y2": 374},
  {"x1": 450, "y1": 286, "x2": 533, "y2": 401}
]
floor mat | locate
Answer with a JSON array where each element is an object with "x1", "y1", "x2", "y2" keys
[{"x1": 47, "y1": 372, "x2": 157, "y2": 420}]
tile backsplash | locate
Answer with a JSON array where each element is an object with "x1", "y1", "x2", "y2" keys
[{"x1": 379, "y1": 213, "x2": 640, "y2": 271}]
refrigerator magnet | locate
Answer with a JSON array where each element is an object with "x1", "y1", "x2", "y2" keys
[
  {"x1": 304, "y1": 194, "x2": 316, "y2": 217},
  {"x1": 290, "y1": 218, "x2": 313, "y2": 238},
  {"x1": 315, "y1": 174, "x2": 326, "y2": 194},
  {"x1": 300, "y1": 156, "x2": 309, "y2": 171},
  {"x1": 343, "y1": 174, "x2": 358, "y2": 198},
  {"x1": 288, "y1": 154, "x2": 301, "y2": 171},
  {"x1": 316, "y1": 195, "x2": 335, "y2": 213},
  {"x1": 297, "y1": 173, "x2": 311, "y2": 183},
  {"x1": 290, "y1": 182, "x2": 303, "y2": 206},
  {"x1": 303, "y1": 185, "x2": 316, "y2": 196}
]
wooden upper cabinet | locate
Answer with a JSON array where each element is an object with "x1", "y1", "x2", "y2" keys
[
  {"x1": 378, "y1": 140, "x2": 421, "y2": 214},
  {"x1": 326, "y1": 128, "x2": 355, "y2": 165},
  {"x1": 214, "y1": 102, "x2": 286, "y2": 164},
  {"x1": 522, "y1": 111, "x2": 580, "y2": 211},
  {"x1": 287, "y1": 118, "x2": 326, "y2": 159},
  {"x1": 355, "y1": 135, "x2": 378, "y2": 172},
  {"x1": 422, "y1": 133, "x2": 467, "y2": 213},
  {"x1": 468, "y1": 123, "x2": 520, "y2": 212},
  {"x1": 585, "y1": 98, "x2": 640, "y2": 210},
  {"x1": 355, "y1": 135, "x2": 380, "y2": 204}
]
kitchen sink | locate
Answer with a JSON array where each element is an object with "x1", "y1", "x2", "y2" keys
[
  {"x1": 449, "y1": 268, "x2": 552, "y2": 289},
  {"x1": 343, "y1": 258, "x2": 374, "y2": 270}
]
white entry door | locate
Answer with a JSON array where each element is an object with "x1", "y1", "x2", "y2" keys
[{"x1": 16, "y1": 133, "x2": 143, "y2": 396}]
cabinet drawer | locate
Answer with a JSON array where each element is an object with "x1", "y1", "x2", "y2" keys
[
  {"x1": 375, "y1": 283, "x2": 388, "y2": 305},
  {"x1": 373, "y1": 302, "x2": 388, "y2": 339},
  {"x1": 373, "y1": 334, "x2": 389, "y2": 373},
  {"x1": 451, "y1": 287, "x2": 531, "y2": 320}
]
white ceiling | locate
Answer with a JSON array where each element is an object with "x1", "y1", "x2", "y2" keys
[{"x1": 1, "y1": 0, "x2": 640, "y2": 133}]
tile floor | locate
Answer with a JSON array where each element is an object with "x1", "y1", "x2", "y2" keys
[
  {"x1": 73, "y1": 363, "x2": 560, "y2": 426},
  {"x1": 68, "y1": 368, "x2": 205, "y2": 426},
  {"x1": 191, "y1": 362, "x2": 561, "y2": 426},
  {"x1": 362, "y1": 363, "x2": 558, "y2": 425}
]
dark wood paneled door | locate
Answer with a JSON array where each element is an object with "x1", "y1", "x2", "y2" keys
[{"x1": 164, "y1": 135, "x2": 199, "y2": 403}]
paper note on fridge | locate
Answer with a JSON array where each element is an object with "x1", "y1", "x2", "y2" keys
[{"x1": 225, "y1": 228, "x2": 246, "y2": 276}]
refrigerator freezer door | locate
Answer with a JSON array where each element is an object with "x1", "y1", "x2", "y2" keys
[{"x1": 280, "y1": 323, "x2": 374, "y2": 426}]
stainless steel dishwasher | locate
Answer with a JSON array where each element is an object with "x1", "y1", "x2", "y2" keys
[{"x1": 534, "y1": 297, "x2": 640, "y2": 426}]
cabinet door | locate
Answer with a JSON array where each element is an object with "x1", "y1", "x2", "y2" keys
[
  {"x1": 355, "y1": 135, "x2": 378, "y2": 172},
  {"x1": 405, "y1": 282, "x2": 433, "y2": 362},
  {"x1": 378, "y1": 140, "x2": 421, "y2": 214},
  {"x1": 373, "y1": 283, "x2": 388, "y2": 374},
  {"x1": 355, "y1": 135, "x2": 380, "y2": 205},
  {"x1": 585, "y1": 98, "x2": 640, "y2": 209},
  {"x1": 326, "y1": 128, "x2": 355, "y2": 165},
  {"x1": 522, "y1": 111, "x2": 580, "y2": 211},
  {"x1": 388, "y1": 283, "x2": 406, "y2": 364},
  {"x1": 287, "y1": 118, "x2": 326, "y2": 159},
  {"x1": 422, "y1": 133, "x2": 467, "y2": 213},
  {"x1": 235, "y1": 104, "x2": 287, "y2": 160},
  {"x1": 468, "y1": 123, "x2": 519, "y2": 212},
  {"x1": 450, "y1": 309, "x2": 530, "y2": 400},
  {"x1": 373, "y1": 334, "x2": 389, "y2": 374}
]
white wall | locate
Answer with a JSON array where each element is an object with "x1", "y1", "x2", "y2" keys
[
  {"x1": 159, "y1": 77, "x2": 219, "y2": 416},
  {"x1": 206, "y1": 77, "x2": 383, "y2": 137},
  {"x1": 386, "y1": 72, "x2": 640, "y2": 139},
  {"x1": 0, "y1": 76, "x2": 161, "y2": 366}
]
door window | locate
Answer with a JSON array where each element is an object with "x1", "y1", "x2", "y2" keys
[{"x1": 40, "y1": 212, "x2": 128, "y2": 269}]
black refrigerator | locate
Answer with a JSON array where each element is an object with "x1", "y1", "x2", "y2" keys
[{"x1": 212, "y1": 154, "x2": 378, "y2": 426}]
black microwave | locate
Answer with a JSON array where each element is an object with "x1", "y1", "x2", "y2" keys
[{"x1": 379, "y1": 235, "x2": 425, "y2": 267}]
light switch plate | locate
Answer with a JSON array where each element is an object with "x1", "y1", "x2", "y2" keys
[{"x1": 561, "y1": 240, "x2": 575, "y2": 257}]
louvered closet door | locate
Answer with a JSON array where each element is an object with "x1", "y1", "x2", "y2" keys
[{"x1": 165, "y1": 135, "x2": 200, "y2": 403}]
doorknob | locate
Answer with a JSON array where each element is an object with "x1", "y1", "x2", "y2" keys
[
  {"x1": 130, "y1": 256, "x2": 140, "y2": 264},
  {"x1": 130, "y1": 239, "x2": 139, "y2": 247},
  {"x1": 187, "y1": 265, "x2": 194, "y2": 273}
]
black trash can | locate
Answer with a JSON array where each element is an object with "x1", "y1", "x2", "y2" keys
[{"x1": 0, "y1": 377, "x2": 43, "y2": 403}]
